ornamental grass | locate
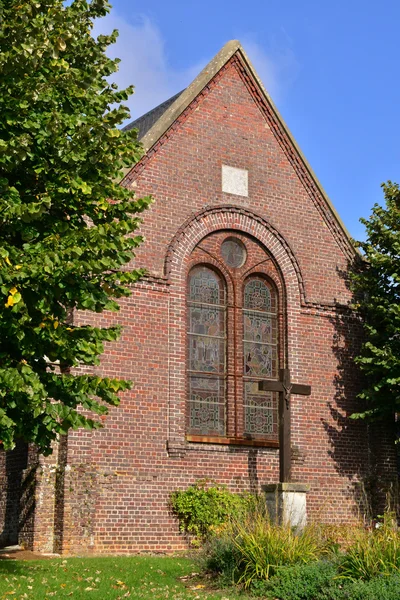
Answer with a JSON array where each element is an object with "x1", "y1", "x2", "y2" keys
[
  {"x1": 338, "y1": 512, "x2": 400, "y2": 581},
  {"x1": 232, "y1": 513, "x2": 324, "y2": 587}
]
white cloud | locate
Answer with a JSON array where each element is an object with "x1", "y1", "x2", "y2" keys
[
  {"x1": 92, "y1": 14, "x2": 201, "y2": 122},
  {"x1": 240, "y1": 40, "x2": 281, "y2": 99},
  {"x1": 92, "y1": 13, "x2": 298, "y2": 123},
  {"x1": 241, "y1": 36, "x2": 300, "y2": 103}
]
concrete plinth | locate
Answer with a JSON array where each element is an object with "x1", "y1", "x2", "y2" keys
[{"x1": 262, "y1": 483, "x2": 310, "y2": 528}]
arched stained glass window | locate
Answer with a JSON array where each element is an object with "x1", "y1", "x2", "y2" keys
[
  {"x1": 187, "y1": 267, "x2": 226, "y2": 435},
  {"x1": 185, "y1": 234, "x2": 282, "y2": 445},
  {"x1": 243, "y1": 278, "x2": 278, "y2": 437}
]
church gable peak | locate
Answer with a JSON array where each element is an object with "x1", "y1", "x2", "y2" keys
[
  {"x1": 124, "y1": 40, "x2": 243, "y2": 150},
  {"x1": 123, "y1": 40, "x2": 354, "y2": 257}
]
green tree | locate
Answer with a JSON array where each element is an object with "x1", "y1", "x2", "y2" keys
[
  {"x1": 0, "y1": 0, "x2": 151, "y2": 454},
  {"x1": 351, "y1": 182, "x2": 400, "y2": 421}
]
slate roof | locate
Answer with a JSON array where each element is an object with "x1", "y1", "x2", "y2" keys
[{"x1": 123, "y1": 91, "x2": 185, "y2": 140}]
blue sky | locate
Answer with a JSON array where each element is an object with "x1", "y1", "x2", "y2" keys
[{"x1": 95, "y1": 0, "x2": 400, "y2": 241}]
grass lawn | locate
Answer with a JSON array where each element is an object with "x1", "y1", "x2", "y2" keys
[{"x1": 0, "y1": 555, "x2": 247, "y2": 600}]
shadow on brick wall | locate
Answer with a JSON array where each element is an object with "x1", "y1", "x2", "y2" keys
[
  {"x1": 323, "y1": 262, "x2": 398, "y2": 520},
  {"x1": 19, "y1": 446, "x2": 38, "y2": 551},
  {"x1": 0, "y1": 442, "x2": 28, "y2": 547}
]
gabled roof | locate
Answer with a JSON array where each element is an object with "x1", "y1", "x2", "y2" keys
[
  {"x1": 125, "y1": 40, "x2": 244, "y2": 151},
  {"x1": 123, "y1": 90, "x2": 184, "y2": 140},
  {"x1": 123, "y1": 40, "x2": 354, "y2": 255}
]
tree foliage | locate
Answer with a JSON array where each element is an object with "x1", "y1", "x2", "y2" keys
[
  {"x1": 351, "y1": 182, "x2": 400, "y2": 421},
  {"x1": 0, "y1": 0, "x2": 151, "y2": 454}
]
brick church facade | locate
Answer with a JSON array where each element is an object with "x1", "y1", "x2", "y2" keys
[{"x1": 0, "y1": 41, "x2": 397, "y2": 554}]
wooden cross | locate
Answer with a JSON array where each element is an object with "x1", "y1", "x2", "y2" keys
[{"x1": 259, "y1": 369, "x2": 311, "y2": 483}]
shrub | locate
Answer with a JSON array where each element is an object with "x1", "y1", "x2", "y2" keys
[
  {"x1": 252, "y1": 561, "x2": 337, "y2": 599},
  {"x1": 253, "y1": 563, "x2": 400, "y2": 600},
  {"x1": 338, "y1": 513, "x2": 400, "y2": 580},
  {"x1": 170, "y1": 480, "x2": 255, "y2": 542},
  {"x1": 336, "y1": 574, "x2": 400, "y2": 600},
  {"x1": 202, "y1": 533, "x2": 238, "y2": 584}
]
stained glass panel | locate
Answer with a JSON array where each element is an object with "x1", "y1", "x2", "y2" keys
[
  {"x1": 189, "y1": 268, "x2": 223, "y2": 304},
  {"x1": 244, "y1": 279, "x2": 272, "y2": 312},
  {"x1": 189, "y1": 377, "x2": 225, "y2": 434},
  {"x1": 188, "y1": 267, "x2": 226, "y2": 435},
  {"x1": 244, "y1": 313, "x2": 275, "y2": 344},
  {"x1": 189, "y1": 306, "x2": 224, "y2": 337},
  {"x1": 189, "y1": 336, "x2": 225, "y2": 373},
  {"x1": 244, "y1": 382, "x2": 277, "y2": 436},
  {"x1": 244, "y1": 342, "x2": 276, "y2": 377},
  {"x1": 243, "y1": 278, "x2": 278, "y2": 438}
]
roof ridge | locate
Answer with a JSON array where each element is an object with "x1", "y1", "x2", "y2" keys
[
  {"x1": 123, "y1": 90, "x2": 185, "y2": 139},
  {"x1": 137, "y1": 40, "x2": 241, "y2": 151}
]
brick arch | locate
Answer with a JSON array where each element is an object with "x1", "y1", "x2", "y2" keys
[
  {"x1": 165, "y1": 205, "x2": 305, "y2": 308},
  {"x1": 165, "y1": 206, "x2": 305, "y2": 452}
]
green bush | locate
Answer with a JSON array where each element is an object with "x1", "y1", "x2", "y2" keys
[
  {"x1": 202, "y1": 533, "x2": 238, "y2": 584},
  {"x1": 252, "y1": 561, "x2": 337, "y2": 599},
  {"x1": 338, "y1": 514, "x2": 400, "y2": 580},
  {"x1": 170, "y1": 480, "x2": 255, "y2": 542},
  {"x1": 252, "y1": 562, "x2": 400, "y2": 600},
  {"x1": 335, "y1": 575, "x2": 400, "y2": 600}
]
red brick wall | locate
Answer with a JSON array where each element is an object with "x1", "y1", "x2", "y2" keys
[{"x1": 27, "y1": 53, "x2": 397, "y2": 554}]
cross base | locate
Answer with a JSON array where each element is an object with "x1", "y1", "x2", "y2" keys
[{"x1": 262, "y1": 482, "x2": 310, "y2": 529}]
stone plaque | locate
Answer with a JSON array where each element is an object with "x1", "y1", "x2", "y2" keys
[{"x1": 222, "y1": 165, "x2": 248, "y2": 197}]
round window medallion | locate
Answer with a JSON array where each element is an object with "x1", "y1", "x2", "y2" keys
[{"x1": 221, "y1": 238, "x2": 247, "y2": 268}]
